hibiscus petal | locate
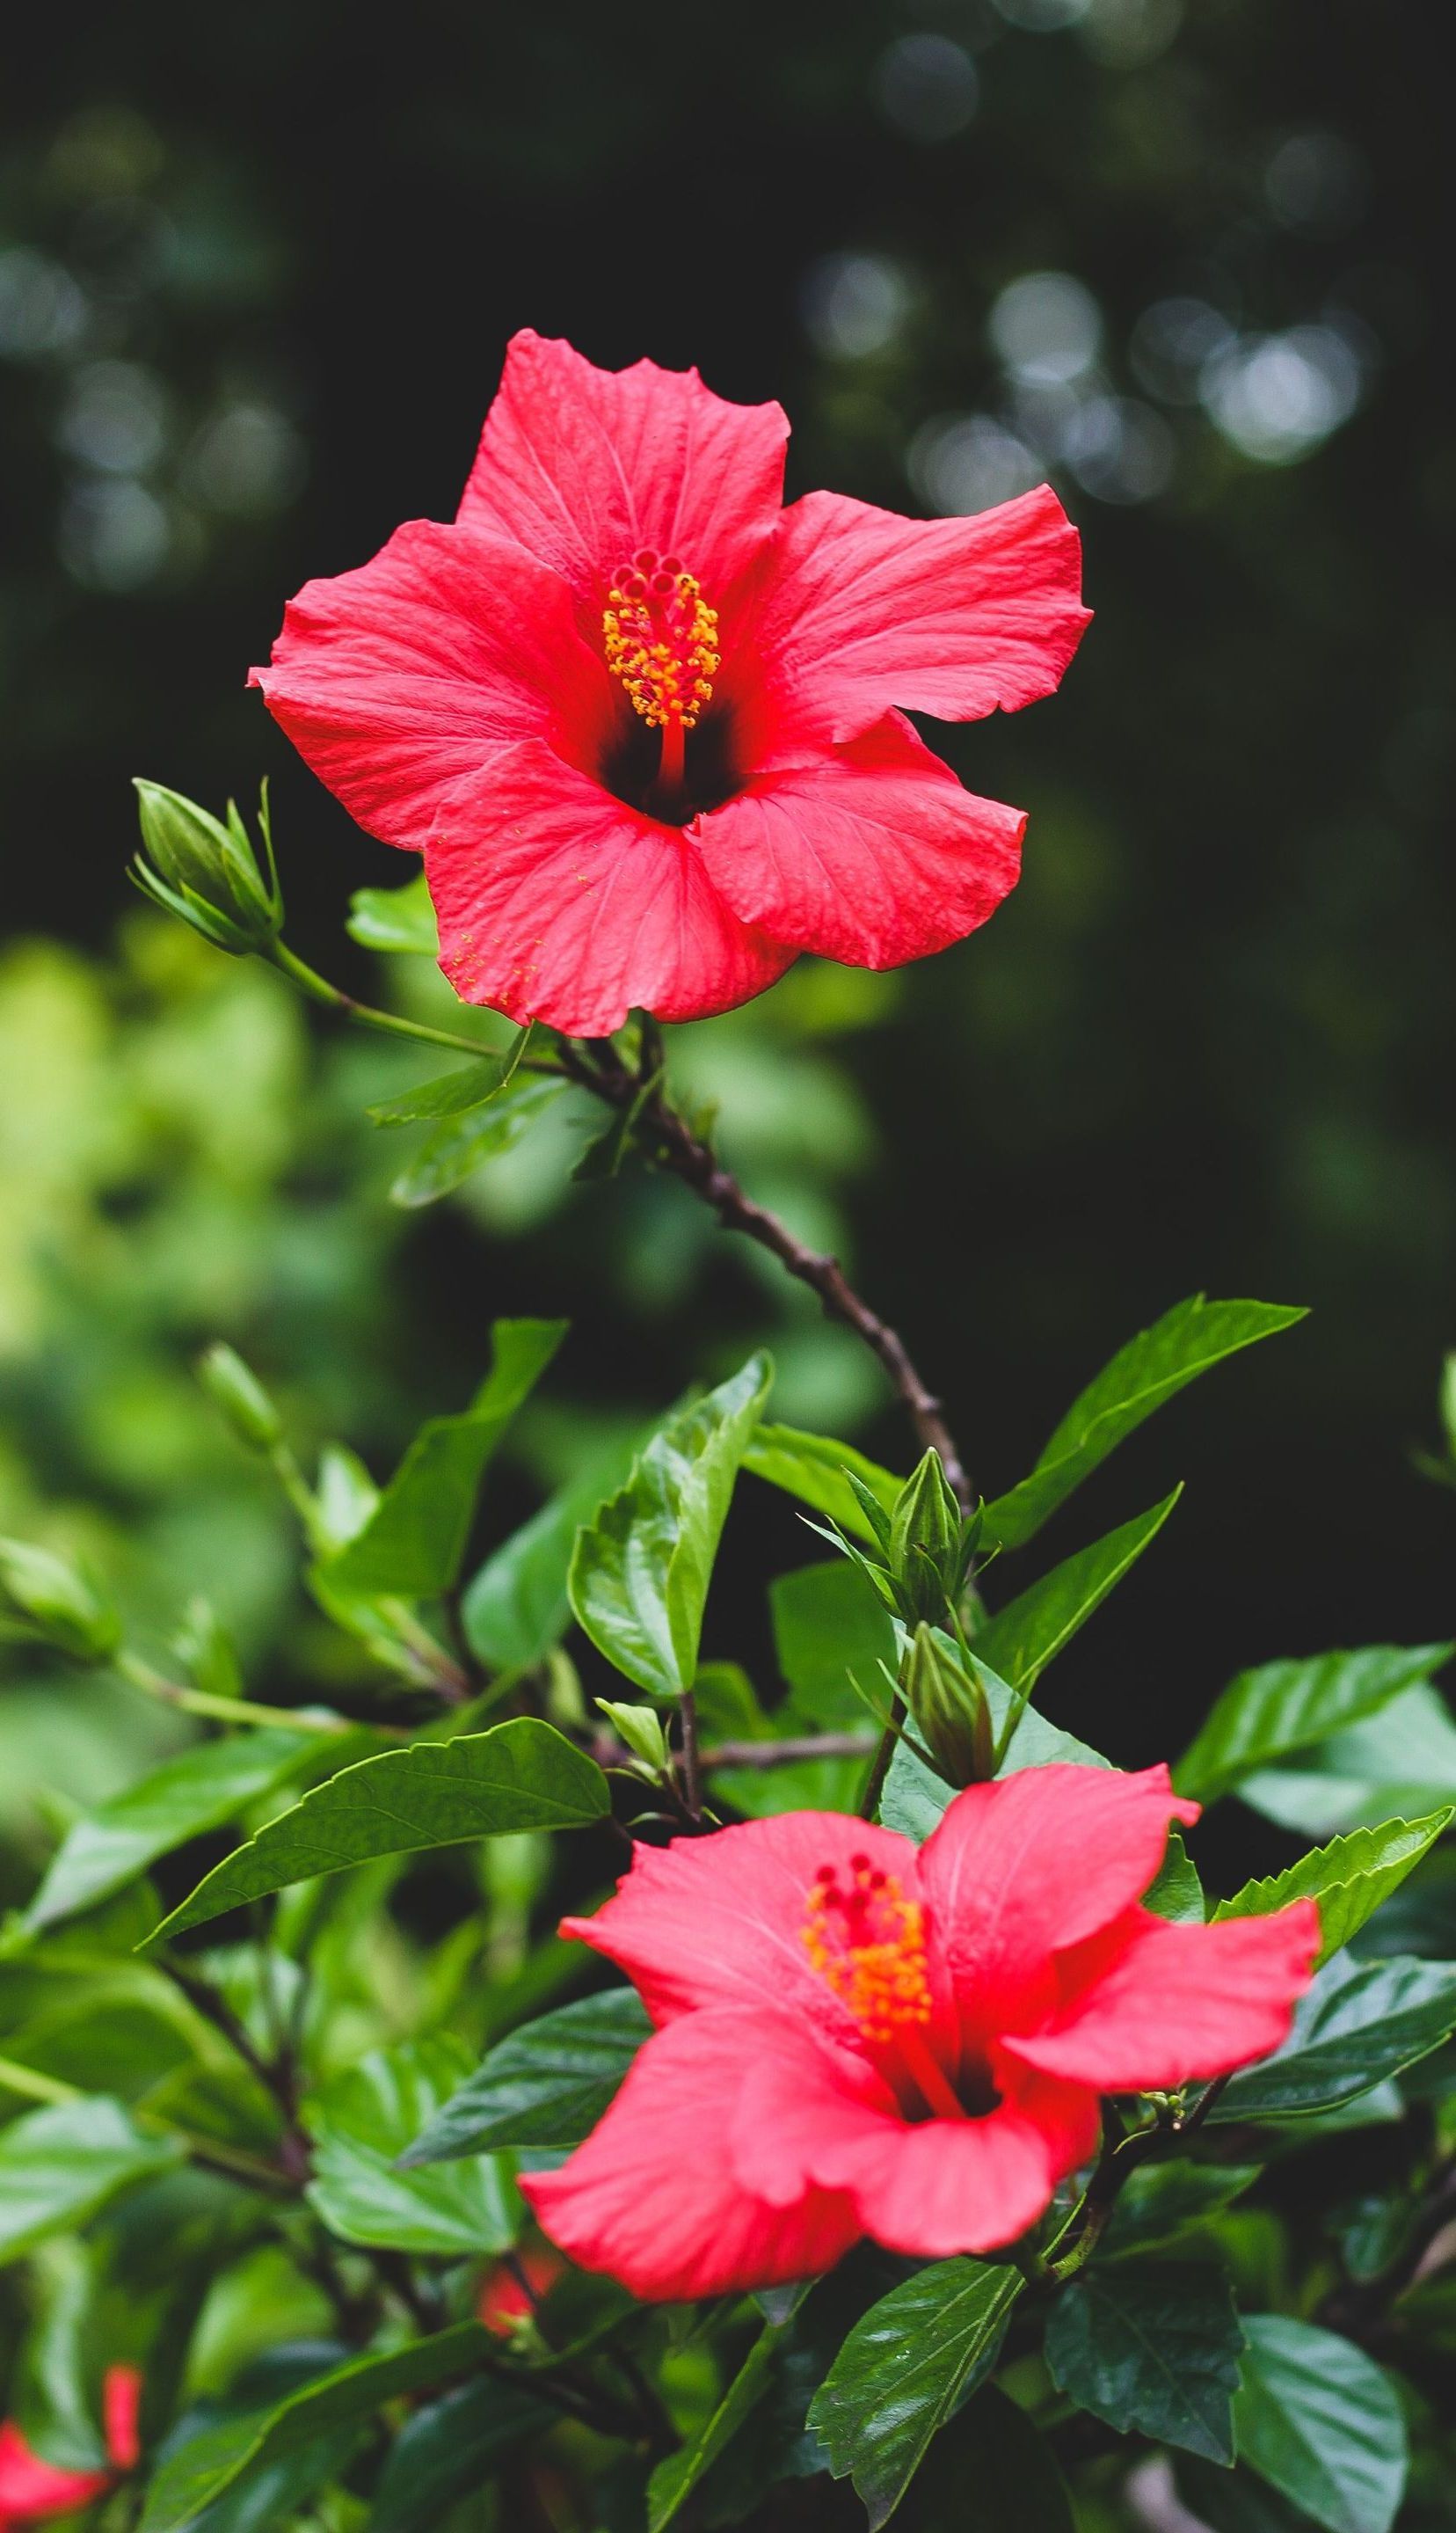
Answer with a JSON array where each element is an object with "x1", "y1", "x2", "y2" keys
[
  {"x1": 426, "y1": 743, "x2": 793, "y2": 1034},
  {"x1": 0, "y1": 2421, "x2": 113, "y2": 2514},
  {"x1": 746, "y1": 2055, "x2": 1099, "y2": 2261},
  {"x1": 557, "y1": 1813, "x2": 919, "y2": 2048},
  {"x1": 250, "y1": 518, "x2": 608, "y2": 851},
  {"x1": 1003, "y1": 1901, "x2": 1321, "y2": 2091},
  {"x1": 458, "y1": 329, "x2": 790, "y2": 610},
  {"x1": 522, "y1": 2011, "x2": 863, "y2": 2302},
  {"x1": 737, "y1": 483, "x2": 1090, "y2": 746},
  {"x1": 694, "y1": 711, "x2": 1023, "y2": 966},
  {"x1": 920, "y1": 1765, "x2": 1201, "y2": 2036}
]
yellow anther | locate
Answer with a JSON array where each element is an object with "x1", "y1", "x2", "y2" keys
[
  {"x1": 602, "y1": 555, "x2": 719, "y2": 733},
  {"x1": 801, "y1": 1857, "x2": 933, "y2": 2043}
]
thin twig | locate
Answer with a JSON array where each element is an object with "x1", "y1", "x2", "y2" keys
[
  {"x1": 703, "y1": 1732, "x2": 877, "y2": 1769},
  {"x1": 559, "y1": 1040, "x2": 973, "y2": 1506},
  {"x1": 676, "y1": 1690, "x2": 704, "y2": 1821}
]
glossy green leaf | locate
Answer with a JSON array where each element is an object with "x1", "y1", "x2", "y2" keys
[
  {"x1": 0, "y1": 2098, "x2": 178, "y2": 2266},
  {"x1": 1207, "y1": 1952, "x2": 1456, "y2": 2121},
  {"x1": 807, "y1": 2257, "x2": 1022, "y2": 2529},
  {"x1": 1175, "y1": 1643, "x2": 1452, "y2": 1805},
  {"x1": 139, "y1": 2325, "x2": 491, "y2": 2533},
  {"x1": 982, "y1": 1296, "x2": 1304, "y2": 1551},
  {"x1": 914, "y1": 2386, "x2": 1075, "y2": 2530},
  {"x1": 880, "y1": 1664, "x2": 1109, "y2": 1840},
  {"x1": 398, "y1": 1988, "x2": 651, "y2": 2165},
  {"x1": 25, "y1": 1731, "x2": 315, "y2": 1931},
  {"x1": 1102, "y1": 2161, "x2": 1263, "y2": 2256},
  {"x1": 389, "y1": 1073, "x2": 566, "y2": 1207},
  {"x1": 1045, "y1": 2262, "x2": 1244, "y2": 2463},
  {"x1": 304, "y1": 2037, "x2": 518, "y2": 2254},
  {"x1": 1216, "y1": 1809, "x2": 1453, "y2": 1966},
  {"x1": 713, "y1": 1559, "x2": 894, "y2": 1817},
  {"x1": 346, "y1": 870, "x2": 439, "y2": 952},
  {"x1": 1236, "y1": 1683, "x2": 1456, "y2": 1837},
  {"x1": 462, "y1": 1432, "x2": 642, "y2": 1672},
  {"x1": 972, "y1": 1490, "x2": 1181, "y2": 1694},
  {"x1": 367, "y1": 1028, "x2": 533, "y2": 1127},
  {"x1": 742, "y1": 1424, "x2": 902, "y2": 1545},
  {"x1": 569, "y1": 1352, "x2": 773, "y2": 1697},
  {"x1": 1145, "y1": 1828, "x2": 1205, "y2": 1923},
  {"x1": 367, "y1": 2376, "x2": 555, "y2": 2529},
  {"x1": 327, "y1": 1319, "x2": 566, "y2": 1595},
  {"x1": 144, "y1": 1719, "x2": 609, "y2": 1945},
  {"x1": 1233, "y1": 2315, "x2": 1408, "y2": 2533},
  {"x1": 648, "y1": 2322, "x2": 781, "y2": 2531}
]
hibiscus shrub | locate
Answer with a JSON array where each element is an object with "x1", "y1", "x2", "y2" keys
[{"x1": 4, "y1": 337, "x2": 1456, "y2": 2533}]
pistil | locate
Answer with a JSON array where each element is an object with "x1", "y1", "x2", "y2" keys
[{"x1": 602, "y1": 550, "x2": 719, "y2": 817}]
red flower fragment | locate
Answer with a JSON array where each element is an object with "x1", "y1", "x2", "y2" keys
[
  {"x1": 251, "y1": 330, "x2": 1090, "y2": 1034},
  {"x1": 521, "y1": 1765, "x2": 1317, "y2": 2302},
  {"x1": 0, "y1": 2365, "x2": 141, "y2": 2527}
]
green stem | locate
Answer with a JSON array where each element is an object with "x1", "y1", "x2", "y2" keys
[
  {"x1": 116, "y1": 1649, "x2": 346, "y2": 1737},
  {"x1": 0, "y1": 2052, "x2": 291, "y2": 2190},
  {"x1": 266, "y1": 940, "x2": 563, "y2": 1069}
]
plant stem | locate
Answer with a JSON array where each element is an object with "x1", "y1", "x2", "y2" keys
[
  {"x1": 858, "y1": 1702, "x2": 907, "y2": 1821},
  {"x1": 560, "y1": 1039, "x2": 974, "y2": 1505},
  {"x1": 702, "y1": 1732, "x2": 877, "y2": 1769},
  {"x1": 266, "y1": 940, "x2": 564, "y2": 1068},
  {"x1": 677, "y1": 1689, "x2": 704, "y2": 1820},
  {"x1": 116, "y1": 1649, "x2": 346, "y2": 1737}
]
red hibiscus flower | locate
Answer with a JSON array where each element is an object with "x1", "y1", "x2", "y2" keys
[
  {"x1": 251, "y1": 330, "x2": 1089, "y2": 1036},
  {"x1": 477, "y1": 2248, "x2": 563, "y2": 2336},
  {"x1": 520, "y1": 1766, "x2": 1317, "y2": 2302},
  {"x1": 0, "y1": 2366, "x2": 141, "y2": 2527}
]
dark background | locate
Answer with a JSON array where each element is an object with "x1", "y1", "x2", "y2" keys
[{"x1": 3, "y1": 0, "x2": 1452, "y2": 1852}]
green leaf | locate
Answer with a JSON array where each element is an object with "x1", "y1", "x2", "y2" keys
[
  {"x1": 398, "y1": 1988, "x2": 652, "y2": 2165},
  {"x1": 367, "y1": 1028, "x2": 533, "y2": 1127},
  {"x1": 742, "y1": 1425, "x2": 903, "y2": 1545},
  {"x1": 304, "y1": 2037, "x2": 518, "y2": 2255},
  {"x1": 914, "y1": 2386, "x2": 1076, "y2": 2530},
  {"x1": 1233, "y1": 2315, "x2": 1408, "y2": 2533},
  {"x1": 1045, "y1": 2262, "x2": 1244, "y2": 2464},
  {"x1": 25, "y1": 1732, "x2": 316, "y2": 1931},
  {"x1": 569, "y1": 1353, "x2": 773, "y2": 1698},
  {"x1": 1215, "y1": 1809, "x2": 1453, "y2": 1966},
  {"x1": 1175, "y1": 1643, "x2": 1452, "y2": 1805},
  {"x1": 0, "y1": 2099, "x2": 178, "y2": 2267},
  {"x1": 807, "y1": 2257, "x2": 1022, "y2": 2529},
  {"x1": 327, "y1": 1319, "x2": 566, "y2": 1595},
  {"x1": 346, "y1": 870, "x2": 439, "y2": 952},
  {"x1": 982, "y1": 1296, "x2": 1304, "y2": 1551},
  {"x1": 712, "y1": 1561, "x2": 896, "y2": 1817},
  {"x1": 1236, "y1": 1683, "x2": 1456, "y2": 1837},
  {"x1": 972, "y1": 1491, "x2": 1182, "y2": 1695},
  {"x1": 1102, "y1": 2162, "x2": 1263, "y2": 2257},
  {"x1": 462, "y1": 1433, "x2": 642, "y2": 1673},
  {"x1": 144, "y1": 1719, "x2": 609, "y2": 1945},
  {"x1": 1145, "y1": 1829, "x2": 1205, "y2": 1923},
  {"x1": 1207, "y1": 1952, "x2": 1456, "y2": 2121},
  {"x1": 648, "y1": 2322, "x2": 782, "y2": 2532},
  {"x1": 367, "y1": 2376, "x2": 556, "y2": 2529},
  {"x1": 139, "y1": 2324, "x2": 491, "y2": 2533},
  {"x1": 389, "y1": 1074, "x2": 566, "y2": 1207},
  {"x1": 880, "y1": 1665, "x2": 1110, "y2": 1840}
]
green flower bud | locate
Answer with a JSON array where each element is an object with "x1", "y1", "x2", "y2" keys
[
  {"x1": 888, "y1": 1449, "x2": 968, "y2": 1624},
  {"x1": 904, "y1": 1622, "x2": 994, "y2": 1788},
  {"x1": 596, "y1": 1698, "x2": 671, "y2": 1777},
  {"x1": 131, "y1": 778, "x2": 283, "y2": 953},
  {"x1": 0, "y1": 1536, "x2": 121, "y2": 1664},
  {"x1": 197, "y1": 1343, "x2": 284, "y2": 1452}
]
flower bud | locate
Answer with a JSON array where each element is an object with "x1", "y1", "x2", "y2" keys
[
  {"x1": 888, "y1": 1449, "x2": 970, "y2": 1624},
  {"x1": 197, "y1": 1343, "x2": 284, "y2": 1453},
  {"x1": 903, "y1": 1622, "x2": 994, "y2": 1788},
  {"x1": 131, "y1": 779, "x2": 283, "y2": 954},
  {"x1": 596, "y1": 1698, "x2": 671, "y2": 1777},
  {"x1": 0, "y1": 1536, "x2": 121, "y2": 1664}
]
